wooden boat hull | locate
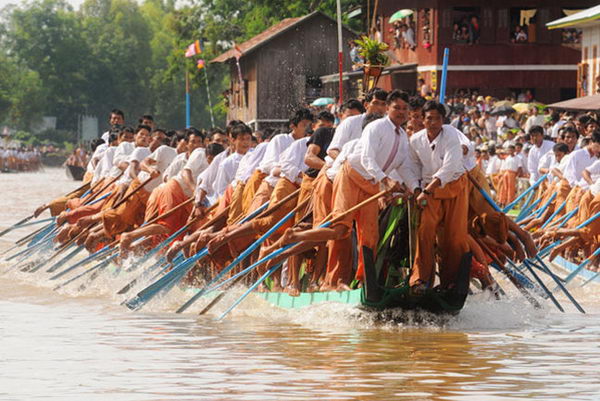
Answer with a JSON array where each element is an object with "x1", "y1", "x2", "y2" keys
[{"x1": 66, "y1": 165, "x2": 85, "y2": 181}]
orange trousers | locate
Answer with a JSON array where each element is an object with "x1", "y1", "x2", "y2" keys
[
  {"x1": 251, "y1": 178, "x2": 299, "y2": 234},
  {"x1": 241, "y1": 170, "x2": 267, "y2": 215},
  {"x1": 295, "y1": 174, "x2": 314, "y2": 224},
  {"x1": 48, "y1": 183, "x2": 91, "y2": 216},
  {"x1": 411, "y1": 174, "x2": 470, "y2": 287},
  {"x1": 324, "y1": 162, "x2": 380, "y2": 287},
  {"x1": 102, "y1": 178, "x2": 150, "y2": 238},
  {"x1": 498, "y1": 170, "x2": 517, "y2": 206},
  {"x1": 144, "y1": 179, "x2": 192, "y2": 245},
  {"x1": 227, "y1": 183, "x2": 246, "y2": 225}
]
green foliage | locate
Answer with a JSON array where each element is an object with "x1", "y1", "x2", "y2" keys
[
  {"x1": 0, "y1": 0, "x2": 366, "y2": 139},
  {"x1": 354, "y1": 35, "x2": 389, "y2": 66}
]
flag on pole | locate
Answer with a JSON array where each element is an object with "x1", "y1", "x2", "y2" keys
[
  {"x1": 196, "y1": 59, "x2": 205, "y2": 70},
  {"x1": 185, "y1": 40, "x2": 202, "y2": 57}
]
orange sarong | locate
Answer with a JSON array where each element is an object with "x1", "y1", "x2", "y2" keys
[
  {"x1": 102, "y1": 178, "x2": 150, "y2": 238},
  {"x1": 411, "y1": 174, "x2": 470, "y2": 287},
  {"x1": 324, "y1": 162, "x2": 380, "y2": 287}
]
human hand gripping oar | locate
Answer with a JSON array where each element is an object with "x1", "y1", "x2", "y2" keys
[
  {"x1": 214, "y1": 189, "x2": 392, "y2": 320},
  {"x1": 558, "y1": 247, "x2": 600, "y2": 287},
  {"x1": 124, "y1": 194, "x2": 295, "y2": 312},
  {"x1": 174, "y1": 194, "x2": 309, "y2": 314},
  {"x1": 50, "y1": 197, "x2": 195, "y2": 281}
]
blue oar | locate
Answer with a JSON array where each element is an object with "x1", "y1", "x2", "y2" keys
[
  {"x1": 54, "y1": 253, "x2": 117, "y2": 291},
  {"x1": 516, "y1": 190, "x2": 535, "y2": 220},
  {"x1": 216, "y1": 190, "x2": 390, "y2": 320},
  {"x1": 42, "y1": 245, "x2": 85, "y2": 273},
  {"x1": 174, "y1": 198, "x2": 308, "y2": 313},
  {"x1": 545, "y1": 207, "x2": 579, "y2": 230},
  {"x1": 49, "y1": 244, "x2": 114, "y2": 280},
  {"x1": 533, "y1": 192, "x2": 557, "y2": 219},
  {"x1": 516, "y1": 198, "x2": 541, "y2": 223},
  {"x1": 503, "y1": 174, "x2": 547, "y2": 213},
  {"x1": 522, "y1": 259, "x2": 564, "y2": 312},
  {"x1": 580, "y1": 266, "x2": 600, "y2": 287},
  {"x1": 540, "y1": 200, "x2": 566, "y2": 229},
  {"x1": 559, "y1": 247, "x2": 600, "y2": 286},
  {"x1": 532, "y1": 255, "x2": 585, "y2": 313},
  {"x1": 125, "y1": 199, "x2": 275, "y2": 311}
]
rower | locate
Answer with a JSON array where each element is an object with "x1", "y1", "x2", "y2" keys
[{"x1": 409, "y1": 100, "x2": 470, "y2": 293}]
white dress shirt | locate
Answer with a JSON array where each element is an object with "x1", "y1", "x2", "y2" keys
[
  {"x1": 410, "y1": 124, "x2": 465, "y2": 188},
  {"x1": 327, "y1": 113, "x2": 366, "y2": 153},
  {"x1": 174, "y1": 147, "x2": 209, "y2": 197},
  {"x1": 258, "y1": 133, "x2": 295, "y2": 175},
  {"x1": 279, "y1": 137, "x2": 310, "y2": 184},
  {"x1": 138, "y1": 145, "x2": 178, "y2": 193},
  {"x1": 346, "y1": 116, "x2": 419, "y2": 190},
  {"x1": 118, "y1": 147, "x2": 150, "y2": 185},
  {"x1": 162, "y1": 152, "x2": 187, "y2": 183},
  {"x1": 326, "y1": 139, "x2": 359, "y2": 181},
  {"x1": 233, "y1": 142, "x2": 268, "y2": 187},
  {"x1": 563, "y1": 147, "x2": 597, "y2": 187},
  {"x1": 197, "y1": 148, "x2": 230, "y2": 197},
  {"x1": 213, "y1": 152, "x2": 244, "y2": 198},
  {"x1": 527, "y1": 140, "x2": 555, "y2": 185}
]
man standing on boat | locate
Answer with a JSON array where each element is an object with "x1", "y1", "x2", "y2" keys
[{"x1": 409, "y1": 100, "x2": 470, "y2": 294}]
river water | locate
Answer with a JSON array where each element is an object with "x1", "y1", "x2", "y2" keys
[{"x1": 1, "y1": 169, "x2": 599, "y2": 401}]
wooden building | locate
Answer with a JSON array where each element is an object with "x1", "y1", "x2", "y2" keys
[
  {"x1": 322, "y1": 1, "x2": 597, "y2": 103},
  {"x1": 211, "y1": 11, "x2": 356, "y2": 130},
  {"x1": 548, "y1": 5, "x2": 600, "y2": 97}
]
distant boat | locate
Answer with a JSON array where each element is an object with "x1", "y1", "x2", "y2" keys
[{"x1": 66, "y1": 164, "x2": 85, "y2": 181}]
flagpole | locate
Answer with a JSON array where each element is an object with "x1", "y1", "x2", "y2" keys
[
  {"x1": 185, "y1": 69, "x2": 191, "y2": 128},
  {"x1": 336, "y1": 0, "x2": 343, "y2": 104},
  {"x1": 203, "y1": 66, "x2": 215, "y2": 127}
]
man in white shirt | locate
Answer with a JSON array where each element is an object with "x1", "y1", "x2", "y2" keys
[
  {"x1": 101, "y1": 109, "x2": 125, "y2": 144},
  {"x1": 238, "y1": 108, "x2": 314, "y2": 217},
  {"x1": 527, "y1": 125, "x2": 555, "y2": 185},
  {"x1": 205, "y1": 118, "x2": 315, "y2": 274},
  {"x1": 524, "y1": 106, "x2": 546, "y2": 134},
  {"x1": 119, "y1": 130, "x2": 205, "y2": 252},
  {"x1": 266, "y1": 90, "x2": 418, "y2": 292},
  {"x1": 409, "y1": 100, "x2": 469, "y2": 292},
  {"x1": 326, "y1": 88, "x2": 388, "y2": 159}
]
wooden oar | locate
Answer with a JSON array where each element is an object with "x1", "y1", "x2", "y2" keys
[{"x1": 215, "y1": 189, "x2": 391, "y2": 320}]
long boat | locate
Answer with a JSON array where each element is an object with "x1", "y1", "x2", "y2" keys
[{"x1": 552, "y1": 255, "x2": 600, "y2": 284}]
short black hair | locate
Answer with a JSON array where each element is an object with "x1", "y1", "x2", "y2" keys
[
  {"x1": 528, "y1": 125, "x2": 544, "y2": 136},
  {"x1": 365, "y1": 87, "x2": 388, "y2": 103},
  {"x1": 422, "y1": 100, "x2": 446, "y2": 117},
  {"x1": 90, "y1": 138, "x2": 105, "y2": 152},
  {"x1": 408, "y1": 96, "x2": 426, "y2": 111},
  {"x1": 317, "y1": 110, "x2": 335, "y2": 124},
  {"x1": 343, "y1": 98, "x2": 366, "y2": 113},
  {"x1": 170, "y1": 132, "x2": 185, "y2": 147},
  {"x1": 386, "y1": 90, "x2": 410, "y2": 105},
  {"x1": 226, "y1": 120, "x2": 245, "y2": 134},
  {"x1": 578, "y1": 114, "x2": 592, "y2": 126},
  {"x1": 186, "y1": 127, "x2": 205, "y2": 141},
  {"x1": 208, "y1": 128, "x2": 226, "y2": 140},
  {"x1": 206, "y1": 143, "x2": 225, "y2": 157},
  {"x1": 108, "y1": 133, "x2": 118, "y2": 144},
  {"x1": 231, "y1": 123, "x2": 252, "y2": 139},
  {"x1": 591, "y1": 131, "x2": 600, "y2": 144},
  {"x1": 152, "y1": 128, "x2": 167, "y2": 137},
  {"x1": 139, "y1": 115, "x2": 153, "y2": 123},
  {"x1": 289, "y1": 107, "x2": 314, "y2": 126},
  {"x1": 137, "y1": 124, "x2": 152, "y2": 133},
  {"x1": 554, "y1": 143, "x2": 569, "y2": 153},
  {"x1": 586, "y1": 119, "x2": 598, "y2": 127},
  {"x1": 561, "y1": 125, "x2": 579, "y2": 138},
  {"x1": 110, "y1": 109, "x2": 124, "y2": 119},
  {"x1": 120, "y1": 126, "x2": 135, "y2": 137}
]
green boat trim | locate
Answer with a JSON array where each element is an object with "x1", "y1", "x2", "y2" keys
[{"x1": 256, "y1": 288, "x2": 362, "y2": 309}]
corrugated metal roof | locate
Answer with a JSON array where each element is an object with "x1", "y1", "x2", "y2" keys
[
  {"x1": 211, "y1": 11, "x2": 353, "y2": 63},
  {"x1": 547, "y1": 5, "x2": 600, "y2": 29}
]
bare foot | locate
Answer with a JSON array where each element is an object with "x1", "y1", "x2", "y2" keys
[
  {"x1": 166, "y1": 241, "x2": 182, "y2": 262},
  {"x1": 286, "y1": 286, "x2": 300, "y2": 297},
  {"x1": 335, "y1": 282, "x2": 352, "y2": 292}
]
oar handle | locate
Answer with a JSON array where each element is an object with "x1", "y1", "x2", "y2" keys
[
  {"x1": 255, "y1": 187, "x2": 301, "y2": 220},
  {"x1": 83, "y1": 171, "x2": 124, "y2": 205}
]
